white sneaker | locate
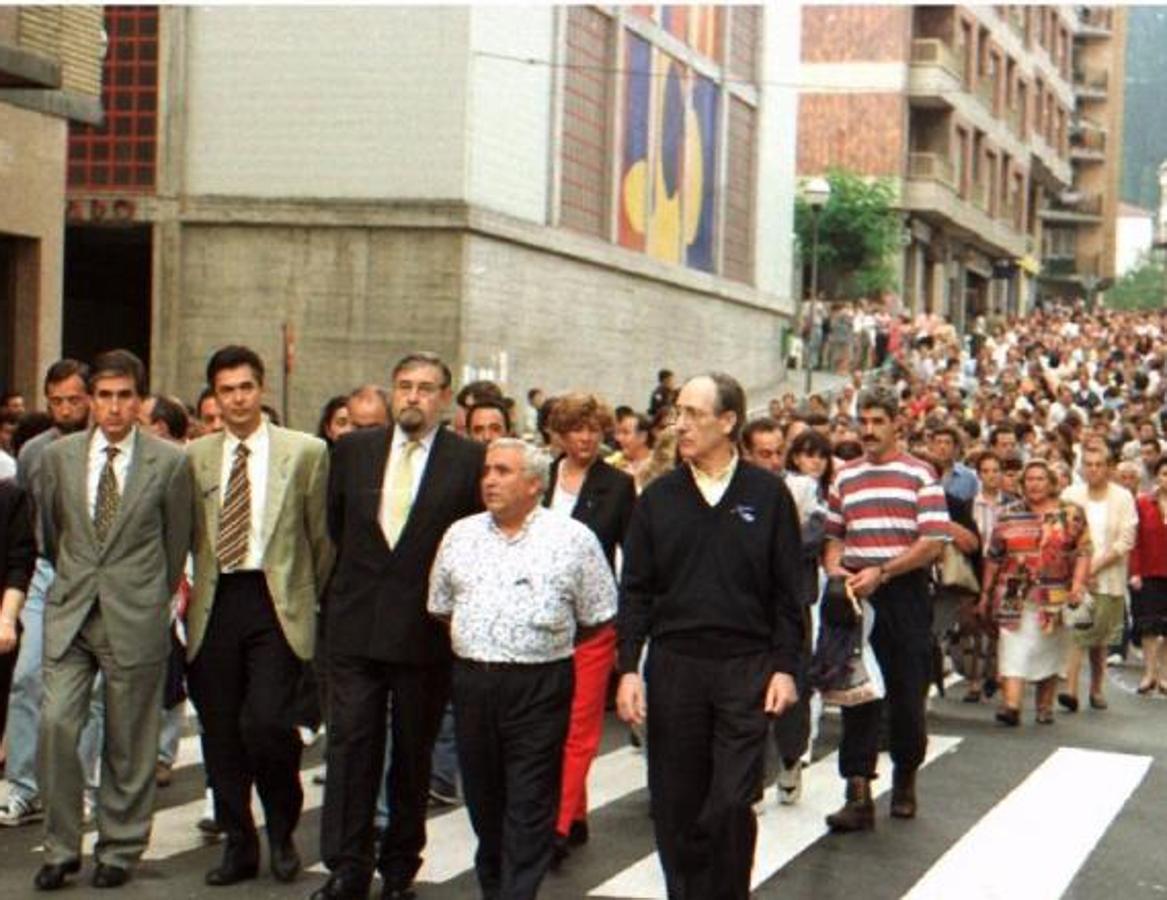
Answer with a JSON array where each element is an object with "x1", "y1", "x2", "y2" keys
[
  {"x1": 0, "y1": 794, "x2": 44, "y2": 827},
  {"x1": 82, "y1": 792, "x2": 96, "y2": 827},
  {"x1": 777, "y1": 761, "x2": 803, "y2": 806}
]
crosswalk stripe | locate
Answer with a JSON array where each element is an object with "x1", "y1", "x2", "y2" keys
[
  {"x1": 308, "y1": 745, "x2": 647, "y2": 882},
  {"x1": 902, "y1": 746, "x2": 1151, "y2": 900},
  {"x1": 76, "y1": 765, "x2": 326, "y2": 861},
  {"x1": 589, "y1": 734, "x2": 963, "y2": 899}
]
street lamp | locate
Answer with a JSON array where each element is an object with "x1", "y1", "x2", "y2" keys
[{"x1": 803, "y1": 176, "x2": 831, "y2": 395}]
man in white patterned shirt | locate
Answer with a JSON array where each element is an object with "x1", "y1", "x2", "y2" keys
[{"x1": 428, "y1": 438, "x2": 616, "y2": 900}]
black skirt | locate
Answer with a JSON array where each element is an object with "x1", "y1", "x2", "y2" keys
[{"x1": 1132, "y1": 577, "x2": 1167, "y2": 638}]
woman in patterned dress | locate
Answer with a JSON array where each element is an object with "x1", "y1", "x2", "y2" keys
[{"x1": 978, "y1": 459, "x2": 1092, "y2": 726}]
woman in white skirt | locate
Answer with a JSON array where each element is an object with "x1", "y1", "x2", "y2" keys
[{"x1": 977, "y1": 460, "x2": 1092, "y2": 726}]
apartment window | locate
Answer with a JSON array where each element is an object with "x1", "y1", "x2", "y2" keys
[
  {"x1": 1012, "y1": 171, "x2": 1025, "y2": 230},
  {"x1": 987, "y1": 50, "x2": 1001, "y2": 114},
  {"x1": 1017, "y1": 80, "x2": 1028, "y2": 138},
  {"x1": 67, "y1": 6, "x2": 159, "y2": 191},
  {"x1": 985, "y1": 149, "x2": 998, "y2": 215},
  {"x1": 959, "y1": 19, "x2": 974, "y2": 87},
  {"x1": 954, "y1": 127, "x2": 969, "y2": 198}
]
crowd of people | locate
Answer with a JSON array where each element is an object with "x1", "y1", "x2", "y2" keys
[{"x1": 0, "y1": 299, "x2": 1164, "y2": 899}]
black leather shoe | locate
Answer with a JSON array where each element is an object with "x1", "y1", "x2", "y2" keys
[
  {"x1": 205, "y1": 844, "x2": 259, "y2": 887},
  {"x1": 567, "y1": 819, "x2": 589, "y2": 846},
  {"x1": 309, "y1": 872, "x2": 372, "y2": 900},
  {"x1": 270, "y1": 839, "x2": 301, "y2": 883},
  {"x1": 549, "y1": 834, "x2": 570, "y2": 871},
  {"x1": 92, "y1": 864, "x2": 130, "y2": 888},
  {"x1": 34, "y1": 860, "x2": 80, "y2": 891},
  {"x1": 380, "y1": 885, "x2": 416, "y2": 900}
]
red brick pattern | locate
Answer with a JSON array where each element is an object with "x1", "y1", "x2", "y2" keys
[
  {"x1": 797, "y1": 93, "x2": 905, "y2": 177},
  {"x1": 723, "y1": 97, "x2": 755, "y2": 284},
  {"x1": 67, "y1": 6, "x2": 158, "y2": 192},
  {"x1": 801, "y1": 5, "x2": 911, "y2": 63},
  {"x1": 559, "y1": 6, "x2": 614, "y2": 239},
  {"x1": 727, "y1": 6, "x2": 759, "y2": 82}
]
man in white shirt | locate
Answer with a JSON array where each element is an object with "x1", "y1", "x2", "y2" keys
[{"x1": 430, "y1": 438, "x2": 616, "y2": 900}]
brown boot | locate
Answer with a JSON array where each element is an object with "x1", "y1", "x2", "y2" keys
[
  {"x1": 825, "y1": 777, "x2": 874, "y2": 832},
  {"x1": 890, "y1": 768, "x2": 917, "y2": 819}
]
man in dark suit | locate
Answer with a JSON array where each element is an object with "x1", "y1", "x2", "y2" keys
[
  {"x1": 35, "y1": 350, "x2": 192, "y2": 891},
  {"x1": 186, "y1": 346, "x2": 333, "y2": 887},
  {"x1": 316, "y1": 351, "x2": 484, "y2": 900}
]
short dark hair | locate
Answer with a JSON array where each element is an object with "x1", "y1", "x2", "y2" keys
[
  {"x1": 316, "y1": 394, "x2": 349, "y2": 443},
  {"x1": 658, "y1": 369, "x2": 674, "y2": 383},
  {"x1": 148, "y1": 394, "x2": 189, "y2": 440},
  {"x1": 527, "y1": 387, "x2": 543, "y2": 404},
  {"x1": 742, "y1": 416, "x2": 781, "y2": 453},
  {"x1": 804, "y1": 412, "x2": 830, "y2": 429},
  {"x1": 1154, "y1": 455, "x2": 1167, "y2": 477},
  {"x1": 857, "y1": 386, "x2": 899, "y2": 419},
  {"x1": 929, "y1": 424, "x2": 960, "y2": 443},
  {"x1": 620, "y1": 410, "x2": 654, "y2": 448},
  {"x1": 43, "y1": 359, "x2": 89, "y2": 394},
  {"x1": 206, "y1": 345, "x2": 265, "y2": 387},
  {"x1": 392, "y1": 352, "x2": 452, "y2": 390},
  {"x1": 90, "y1": 349, "x2": 147, "y2": 397},
  {"x1": 705, "y1": 372, "x2": 746, "y2": 442},
  {"x1": 989, "y1": 425, "x2": 1017, "y2": 447},
  {"x1": 197, "y1": 386, "x2": 217, "y2": 412},
  {"x1": 467, "y1": 399, "x2": 512, "y2": 435},
  {"x1": 456, "y1": 378, "x2": 502, "y2": 408},
  {"x1": 12, "y1": 411, "x2": 53, "y2": 456}
]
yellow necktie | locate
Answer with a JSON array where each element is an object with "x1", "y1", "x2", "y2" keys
[{"x1": 382, "y1": 441, "x2": 419, "y2": 547}]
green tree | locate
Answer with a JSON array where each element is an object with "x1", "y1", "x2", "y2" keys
[
  {"x1": 794, "y1": 168, "x2": 901, "y2": 300},
  {"x1": 1104, "y1": 255, "x2": 1166, "y2": 310}
]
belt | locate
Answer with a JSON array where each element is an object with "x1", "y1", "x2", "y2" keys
[{"x1": 456, "y1": 657, "x2": 570, "y2": 672}]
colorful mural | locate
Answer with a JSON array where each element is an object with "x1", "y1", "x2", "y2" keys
[{"x1": 618, "y1": 30, "x2": 720, "y2": 273}]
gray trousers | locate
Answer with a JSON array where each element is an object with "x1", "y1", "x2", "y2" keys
[{"x1": 39, "y1": 606, "x2": 164, "y2": 868}]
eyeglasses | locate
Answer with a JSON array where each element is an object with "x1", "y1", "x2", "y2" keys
[{"x1": 393, "y1": 380, "x2": 441, "y2": 397}]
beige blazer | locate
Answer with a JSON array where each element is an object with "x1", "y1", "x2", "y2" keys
[
  {"x1": 185, "y1": 424, "x2": 333, "y2": 661},
  {"x1": 40, "y1": 428, "x2": 193, "y2": 668},
  {"x1": 1061, "y1": 481, "x2": 1137, "y2": 594}
]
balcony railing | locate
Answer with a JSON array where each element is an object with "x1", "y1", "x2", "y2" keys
[
  {"x1": 1073, "y1": 66, "x2": 1109, "y2": 98},
  {"x1": 908, "y1": 152, "x2": 955, "y2": 186},
  {"x1": 1078, "y1": 7, "x2": 1113, "y2": 36},
  {"x1": 971, "y1": 180, "x2": 989, "y2": 212},
  {"x1": 1043, "y1": 192, "x2": 1103, "y2": 219},
  {"x1": 910, "y1": 38, "x2": 962, "y2": 81}
]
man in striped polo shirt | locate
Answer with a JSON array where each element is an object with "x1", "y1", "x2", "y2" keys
[{"x1": 822, "y1": 386, "x2": 949, "y2": 832}]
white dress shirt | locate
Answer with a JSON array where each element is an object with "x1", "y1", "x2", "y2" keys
[
  {"x1": 379, "y1": 425, "x2": 438, "y2": 521},
  {"x1": 219, "y1": 421, "x2": 270, "y2": 570},
  {"x1": 87, "y1": 428, "x2": 136, "y2": 519}
]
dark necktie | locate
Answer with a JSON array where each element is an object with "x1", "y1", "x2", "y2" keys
[
  {"x1": 217, "y1": 443, "x2": 251, "y2": 571},
  {"x1": 93, "y1": 446, "x2": 120, "y2": 544}
]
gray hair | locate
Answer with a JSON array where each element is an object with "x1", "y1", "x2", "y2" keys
[{"x1": 488, "y1": 437, "x2": 551, "y2": 493}]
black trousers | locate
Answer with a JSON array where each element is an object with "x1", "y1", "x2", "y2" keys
[
  {"x1": 187, "y1": 572, "x2": 304, "y2": 849},
  {"x1": 320, "y1": 652, "x2": 449, "y2": 888},
  {"x1": 838, "y1": 571, "x2": 932, "y2": 778},
  {"x1": 452, "y1": 657, "x2": 573, "y2": 900},
  {"x1": 646, "y1": 645, "x2": 772, "y2": 900},
  {"x1": 773, "y1": 606, "x2": 812, "y2": 766}
]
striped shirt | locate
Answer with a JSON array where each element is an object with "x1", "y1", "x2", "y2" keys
[{"x1": 825, "y1": 452, "x2": 950, "y2": 570}]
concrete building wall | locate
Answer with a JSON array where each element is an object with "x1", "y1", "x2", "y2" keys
[
  {"x1": 459, "y1": 234, "x2": 785, "y2": 407},
  {"x1": 183, "y1": 6, "x2": 471, "y2": 201},
  {"x1": 466, "y1": 7, "x2": 554, "y2": 223},
  {"x1": 0, "y1": 101, "x2": 67, "y2": 396}
]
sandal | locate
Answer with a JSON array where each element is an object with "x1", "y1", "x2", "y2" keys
[
  {"x1": 995, "y1": 707, "x2": 1020, "y2": 727},
  {"x1": 1035, "y1": 708, "x2": 1054, "y2": 724},
  {"x1": 1089, "y1": 694, "x2": 1108, "y2": 710},
  {"x1": 1138, "y1": 680, "x2": 1156, "y2": 695},
  {"x1": 1057, "y1": 693, "x2": 1079, "y2": 712}
]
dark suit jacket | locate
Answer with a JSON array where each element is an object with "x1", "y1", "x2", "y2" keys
[
  {"x1": 544, "y1": 457, "x2": 636, "y2": 570},
  {"x1": 325, "y1": 425, "x2": 484, "y2": 664},
  {"x1": 0, "y1": 481, "x2": 35, "y2": 595}
]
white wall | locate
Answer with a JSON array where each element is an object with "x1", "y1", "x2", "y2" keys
[
  {"x1": 755, "y1": 2, "x2": 800, "y2": 308},
  {"x1": 183, "y1": 7, "x2": 471, "y2": 200},
  {"x1": 1116, "y1": 212, "x2": 1153, "y2": 276},
  {"x1": 465, "y1": 6, "x2": 553, "y2": 223}
]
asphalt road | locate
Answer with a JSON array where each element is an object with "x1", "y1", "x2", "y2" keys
[{"x1": 1, "y1": 659, "x2": 1164, "y2": 899}]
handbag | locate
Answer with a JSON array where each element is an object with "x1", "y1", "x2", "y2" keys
[
  {"x1": 1061, "y1": 593, "x2": 1096, "y2": 630},
  {"x1": 811, "y1": 582, "x2": 886, "y2": 707},
  {"x1": 938, "y1": 543, "x2": 980, "y2": 595}
]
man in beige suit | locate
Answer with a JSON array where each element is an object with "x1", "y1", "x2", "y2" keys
[
  {"x1": 36, "y1": 350, "x2": 192, "y2": 891},
  {"x1": 185, "y1": 345, "x2": 332, "y2": 888}
]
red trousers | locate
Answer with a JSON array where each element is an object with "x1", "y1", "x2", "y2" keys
[{"x1": 555, "y1": 623, "x2": 616, "y2": 836}]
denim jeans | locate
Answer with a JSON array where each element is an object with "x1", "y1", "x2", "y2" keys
[
  {"x1": 430, "y1": 702, "x2": 459, "y2": 796},
  {"x1": 5, "y1": 559, "x2": 104, "y2": 803},
  {"x1": 158, "y1": 703, "x2": 186, "y2": 767}
]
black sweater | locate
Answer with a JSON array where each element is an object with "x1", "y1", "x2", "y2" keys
[{"x1": 616, "y1": 460, "x2": 806, "y2": 676}]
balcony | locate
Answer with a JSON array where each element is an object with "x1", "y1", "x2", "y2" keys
[
  {"x1": 1041, "y1": 252, "x2": 1102, "y2": 282},
  {"x1": 901, "y1": 167, "x2": 1027, "y2": 259},
  {"x1": 909, "y1": 39, "x2": 962, "y2": 107},
  {"x1": 1077, "y1": 7, "x2": 1113, "y2": 39},
  {"x1": 1069, "y1": 120, "x2": 1107, "y2": 162},
  {"x1": 1040, "y1": 192, "x2": 1103, "y2": 224},
  {"x1": 1073, "y1": 66, "x2": 1109, "y2": 101},
  {"x1": 908, "y1": 152, "x2": 955, "y2": 185}
]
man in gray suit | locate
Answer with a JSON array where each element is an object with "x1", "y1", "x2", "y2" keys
[{"x1": 35, "y1": 350, "x2": 193, "y2": 891}]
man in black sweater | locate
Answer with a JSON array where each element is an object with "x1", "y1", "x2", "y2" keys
[{"x1": 616, "y1": 372, "x2": 805, "y2": 900}]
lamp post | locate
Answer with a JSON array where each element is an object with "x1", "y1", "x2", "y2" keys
[{"x1": 803, "y1": 176, "x2": 831, "y2": 395}]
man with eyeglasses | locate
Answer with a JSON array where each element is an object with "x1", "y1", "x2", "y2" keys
[
  {"x1": 1, "y1": 361, "x2": 98, "y2": 830},
  {"x1": 316, "y1": 352, "x2": 484, "y2": 900}
]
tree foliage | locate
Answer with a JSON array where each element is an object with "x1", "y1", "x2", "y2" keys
[
  {"x1": 1104, "y1": 254, "x2": 1167, "y2": 310},
  {"x1": 794, "y1": 168, "x2": 901, "y2": 300}
]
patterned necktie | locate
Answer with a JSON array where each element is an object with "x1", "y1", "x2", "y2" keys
[
  {"x1": 217, "y1": 443, "x2": 251, "y2": 571},
  {"x1": 381, "y1": 441, "x2": 419, "y2": 548},
  {"x1": 93, "y1": 446, "x2": 120, "y2": 544}
]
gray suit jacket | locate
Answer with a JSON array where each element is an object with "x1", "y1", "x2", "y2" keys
[
  {"x1": 41, "y1": 428, "x2": 193, "y2": 669},
  {"x1": 186, "y1": 424, "x2": 333, "y2": 662}
]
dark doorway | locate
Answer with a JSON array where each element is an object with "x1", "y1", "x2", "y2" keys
[
  {"x1": 0, "y1": 238, "x2": 14, "y2": 393},
  {"x1": 63, "y1": 225, "x2": 152, "y2": 369}
]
